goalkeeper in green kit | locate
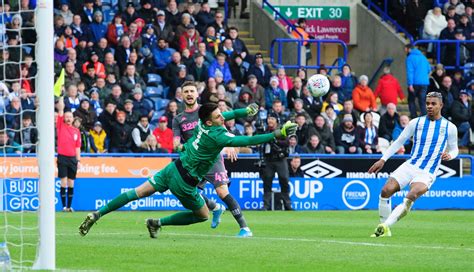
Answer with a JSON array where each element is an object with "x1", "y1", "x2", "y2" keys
[{"x1": 79, "y1": 82, "x2": 297, "y2": 238}]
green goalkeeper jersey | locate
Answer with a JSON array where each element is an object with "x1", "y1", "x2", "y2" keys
[{"x1": 180, "y1": 108, "x2": 275, "y2": 180}]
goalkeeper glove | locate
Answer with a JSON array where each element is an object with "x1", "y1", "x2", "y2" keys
[
  {"x1": 246, "y1": 103, "x2": 259, "y2": 116},
  {"x1": 274, "y1": 121, "x2": 297, "y2": 139}
]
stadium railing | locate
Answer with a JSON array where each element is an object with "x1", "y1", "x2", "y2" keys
[
  {"x1": 368, "y1": 57, "x2": 394, "y2": 87},
  {"x1": 413, "y1": 39, "x2": 474, "y2": 70},
  {"x1": 269, "y1": 38, "x2": 348, "y2": 70},
  {"x1": 261, "y1": 0, "x2": 303, "y2": 38},
  {"x1": 327, "y1": 57, "x2": 346, "y2": 75},
  {"x1": 364, "y1": 0, "x2": 414, "y2": 43}
]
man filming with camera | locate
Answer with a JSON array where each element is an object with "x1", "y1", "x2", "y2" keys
[{"x1": 258, "y1": 113, "x2": 292, "y2": 211}]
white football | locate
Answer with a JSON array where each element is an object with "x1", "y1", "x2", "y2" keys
[{"x1": 307, "y1": 74, "x2": 330, "y2": 98}]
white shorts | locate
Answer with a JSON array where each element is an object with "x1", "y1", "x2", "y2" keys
[{"x1": 390, "y1": 161, "x2": 436, "y2": 189}]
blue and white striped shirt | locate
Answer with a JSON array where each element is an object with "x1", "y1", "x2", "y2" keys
[
  {"x1": 365, "y1": 126, "x2": 377, "y2": 145},
  {"x1": 382, "y1": 116, "x2": 458, "y2": 174}
]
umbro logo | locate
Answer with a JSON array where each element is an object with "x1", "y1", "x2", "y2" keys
[
  {"x1": 300, "y1": 160, "x2": 343, "y2": 178},
  {"x1": 436, "y1": 164, "x2": 456, "y2": 178}
]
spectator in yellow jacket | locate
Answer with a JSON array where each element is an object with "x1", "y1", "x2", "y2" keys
[{"x1": 89, "y1": 121, "x2": 108, "y2": 153}]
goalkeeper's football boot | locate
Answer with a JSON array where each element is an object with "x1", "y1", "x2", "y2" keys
[
  {"x1": 146, "y1": 218, "x2": 161, "y2": 238},
  {"x1": 370, "y1": 223, "x2": 392, "y2": 238},
  {"x1": 211, "y1": 204, "x2": 225, "y2": 229},
  {"x1": 237, "y1": 228, "x2": 253, "y2": 238},
  {"x1": 79, "y1": 212, "x2": 99, "y2": 236}
]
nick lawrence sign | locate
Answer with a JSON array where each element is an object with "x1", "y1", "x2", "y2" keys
[{"x1": 264, "y1": 5, "x2": 351, "y2": 43}]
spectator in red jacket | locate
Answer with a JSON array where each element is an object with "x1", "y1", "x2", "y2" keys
[
  {"x1": 152, "y1": 116, "x2": 174, "y2": 153},
  {"x1": 106, "y1": 14, "x2": 128, "y2": 48},
  {"x1": 82, "y1": 51, "x2": 106, "y2": 79},
  {"x1": 179, "y1": 24, "x2": 201, "y2": 57},
  {"x1": 374, "y1": 67, "x2": 405, "y2": 115},
  {"x1": 352, "y1": 75, "x2": 377, "y2": 113}
]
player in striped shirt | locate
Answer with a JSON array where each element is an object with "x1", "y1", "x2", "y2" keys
[{"x1": 368, "y1": 92, "x2": 458, "y2": 237}]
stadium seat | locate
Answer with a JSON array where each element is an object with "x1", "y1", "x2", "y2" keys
[
  {"x1": 101, "y1": 0, "x2": 118, "y2": 8},
  {"x1": 144, "y1": 86, "x2": 164, "y2": 98},
  {"x1": 146, "y1": 74, "x2": 162, "y2": 86},
  {"x1": 162, "y1": 86, "x2": 170, "y2": 99},
  {"x1": 235, "y1": 123, "x2": 244, "y2": 135},
  {"x1": 378, "y1": 137, "x2": 390, "y2": 153},
  {"x1": 151, "y1": 110, "x2": 165, "y2": 123},
  {"x1": 154, "y1": 98, "x2": 170, "y2": 111},
  {"x1": 143, "y1": 98, "x2": 156, "y2": 111},
  {"x1": 463, "y1": 63, "x2": 474, "y2": 81},
  {"x1": 101, "y1": 6, "x2": 115, "y2": 24},
  {"x1": 148, "y1": 97, "x2": 160, "y2": 109},
  {"x1": 208, "y1": 0, "x2": 219, "y2": 9}
]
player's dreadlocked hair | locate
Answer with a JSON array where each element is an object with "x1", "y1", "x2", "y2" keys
[{"x1": 199, "y1": 103, "x2": 219, "y2": 123}]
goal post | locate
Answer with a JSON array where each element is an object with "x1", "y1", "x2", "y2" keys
[{"x1": 32, "y1": 0, "x2": 55, "y2": 270}]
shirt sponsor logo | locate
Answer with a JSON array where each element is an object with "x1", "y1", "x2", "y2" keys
[{"x1": 181, "y1": 121, "x2": 198, "y2": 132}]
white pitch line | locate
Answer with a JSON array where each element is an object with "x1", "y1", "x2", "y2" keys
[{"x1": 55, "y1": 231, "x2": 474, "y2": 252}]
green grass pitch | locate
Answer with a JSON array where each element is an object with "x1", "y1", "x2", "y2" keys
[{"x1": 4, "y1": 210, "x2": 474, "y2": 271}]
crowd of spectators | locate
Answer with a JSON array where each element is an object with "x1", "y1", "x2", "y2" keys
[
  {"x1": 382, "y1": 0, "x2": 474, "y2": 66},
  {"x1": 0, "y1": 0, "x2": 473, "y2": 155}
]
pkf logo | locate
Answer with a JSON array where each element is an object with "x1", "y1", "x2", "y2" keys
[
  {"x1": 128, "y1": 168, "x2": 160, "y2": 177},
  {"x1": 342, "y1": 180, "x2": 370, "y2": 210},
  {"x1": 300, "y1": 160, "x2": 342, "y2": 178}
]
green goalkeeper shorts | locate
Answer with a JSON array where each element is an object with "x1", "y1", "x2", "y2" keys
[{"x1": 147, "y1": 161, "x2": 205, "y2": 211}]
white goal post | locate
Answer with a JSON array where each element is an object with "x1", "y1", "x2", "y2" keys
[{"x1": 32, "y1": 0, "x2": 55, "y2": 270}]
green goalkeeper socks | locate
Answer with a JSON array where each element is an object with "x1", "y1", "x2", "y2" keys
[
  {"x1": 98, "y1": 189, "x2": 139, "y2": 217},
  {"x1": 160, "y1": 211, "x2": 208, "y2": 226}
]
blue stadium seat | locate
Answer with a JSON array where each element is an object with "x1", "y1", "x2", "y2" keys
[
  {"x1": 155, "y1": 98, "x2": 170, "y2": 111},
  {"x1": 146, "y1": 73, "x2": 162, "y2": 86},
  {"x1": 163, "y1": 86, "x2": 170, "y2": 99},
  {"x1": 148, "y1": 97, "x2": 160, "y2": 107},
  {"x1": 144, "y1": 86, "x2": 164, "y2": 98},
  {"x1": 143, "y1": 98, "x2": 156, "y2": 111},
  {"x1": 101, "y1": 0, "x2": 118, "y2": 8},
  {"x1": 463, "y1": 62, "x2": 474, "y2": 80},
  {"x1": 102, "y1": 6, "x2": 115, "y2": 24},
  {"x1": 151, "y1": 110, "x2": 165, "y2": 123},
  {"x1": 235, "y1": 123, "x2": 245, "y2": 135}
]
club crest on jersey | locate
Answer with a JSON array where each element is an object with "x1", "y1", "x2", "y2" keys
[
  {"x1": 439, "y1": 127, "x2": 446, "y2": 135},
  {"x1": 74, "y1": 134, "x2": 78, "y2": 141}
]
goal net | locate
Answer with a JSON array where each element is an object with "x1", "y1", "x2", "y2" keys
[{"x1": 0, "y1": 0, "x2": 55, "y2": 270}]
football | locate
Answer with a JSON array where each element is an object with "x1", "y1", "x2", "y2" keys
[{"x1": 307, "y1": 74, "x2": 330, "y2": 98}]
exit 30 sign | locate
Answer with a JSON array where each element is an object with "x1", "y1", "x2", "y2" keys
[
  {"x1": 264, "y1": 5, "x2": 351, "y2": 43},
  {"x1": 264, "y1": 6, "x2": 350, "y2": 20}
]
